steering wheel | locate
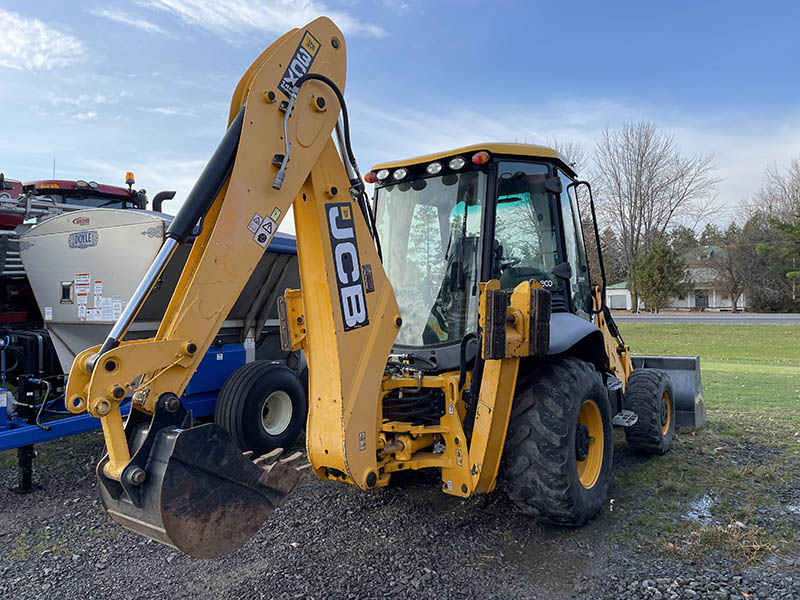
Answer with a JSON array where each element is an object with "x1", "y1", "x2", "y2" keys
[{"x1": 499, "y1": 256, "x2": 521, "y2": 270}]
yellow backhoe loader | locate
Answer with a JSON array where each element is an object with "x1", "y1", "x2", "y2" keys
[{"x1": 64, "y1": 17, "x2": 705, "y2": 558}]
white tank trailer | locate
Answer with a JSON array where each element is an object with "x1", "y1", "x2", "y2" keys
[{"x1": 19, "y1": 208, "x2": 300, "y2": 371}]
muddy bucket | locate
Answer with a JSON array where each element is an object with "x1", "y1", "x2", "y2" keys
[
  {"x1": 631, "y1": 355, "x2": 705, "y2": 428},
  {"x1": 97, "y1": 398, "x2": 303, "y2": 558}
]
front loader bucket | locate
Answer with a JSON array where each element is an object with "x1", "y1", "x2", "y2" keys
[
  {"x1": 631, "y1": 355, "x2": 706, "y2": 428},
  {"x1": 97, "y1": 404, "x2": 302, "y2": 558}
]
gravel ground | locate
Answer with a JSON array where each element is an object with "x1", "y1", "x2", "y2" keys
[{"x1": 1, "y1": 430, "x2": 798, "y2": 600}]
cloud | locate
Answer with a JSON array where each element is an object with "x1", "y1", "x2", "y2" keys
[
  {"x1": 92, "y1": 8, "x2": 168, "y2": 35},
  {"x1": 74, "y1": 111, "x2": 99, "y2": 120},
  {"x1": 47, "y1": 91, "x2": 128, "y2": 108},
  {"x1": 348, "y1": 96, "x2": 800, "y2": 223},
  {"x1": 143, "y1": 0, "x2": 386, "y2": 39},
  {"x1": 0, "y1": 9, "x2": 85, "y2": 71},
  {"x1": 148, "y1": 106, "x2": 197, "y2": 117}
]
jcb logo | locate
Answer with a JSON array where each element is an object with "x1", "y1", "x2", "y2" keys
[
  {"x1": 277, "y1": 31, "x2": 321, "y2": 97},
  {"x1": 326, "y1": 203, "x2": 369, "y2": 331}
]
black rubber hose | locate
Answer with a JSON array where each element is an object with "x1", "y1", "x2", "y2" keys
[
  {"x1": 290, "y1": 73, "x2": 383, "y2": 258},
  {"x1": 166, "y1": 105, "x2": 245, "y2": 243},
  {"x1": 462, "y1": 333, "x2": 484, "y2": 442},
  {"x1": 293, "y1": 73, "x2": 357, "y2": 172},
  {"x1": 458, "y1": 332, "x2": 477, "y2": 391}
]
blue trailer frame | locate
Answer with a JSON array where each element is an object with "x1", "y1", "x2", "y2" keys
[{"x1": 0, "y1": 342, "x2": 246, "y2": 451}]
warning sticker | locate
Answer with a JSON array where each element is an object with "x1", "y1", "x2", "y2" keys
[
  {"x1": 77, "y1": 304, "x2": 87, "y2": 319},
  {"x1": 76, "y1": 293, "x2": 88, "y2": 306},
  {"x1": 74, "y1": 272, "x2": 91, "y2": 296},
  {"x1": 252, "y1": 215, "x2": 277, "y2": 248},
  {"x1": 87, "y1": 307, "x2": 102, "y2": 321},
  {"x1": 270, "y1": 206, "x2": 282, "y2": 222},
  {"x1": 112, "y1": 297, "x2": 123, "y2": 319},
  {"x1": 44, "y1": 307, "x2": 53, "y2": 321},
  {"x1": 93, "y1": 281, "x2": 103, "y2": 306},
  {"x1": 247, "y1": 213, "x2": 263, "y2": 234},
  {"x1": 101, "y1": 298, "x2": 113, "y2": 321}
]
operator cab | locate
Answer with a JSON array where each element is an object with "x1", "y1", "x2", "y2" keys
[{"x1": 370, "y1": 143, "x2": 592, "y2": 371}]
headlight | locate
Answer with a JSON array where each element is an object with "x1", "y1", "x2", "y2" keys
[
  {"x1": 448, "y1": 157, "x2": 466, "y2": 170},
  {"x1": 426, "y1": 161, "x2": 443, "y2": 175},
  {"x1": 392, "y1": 168, "x2": 408, "y2": 180},
  {"x1": 376, "y1": 169, "x2": 390, "y2": 181}
]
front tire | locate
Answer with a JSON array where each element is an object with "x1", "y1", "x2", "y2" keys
[
  {"x1": 624, "y1": 368, "x2": 675, "y2": 454},
  {"x1": 503, "y1": 357, "x2": 613, "y2": 526},
  {"x1": 215, "y1": 361, "x2": 307, "y2": 454}
]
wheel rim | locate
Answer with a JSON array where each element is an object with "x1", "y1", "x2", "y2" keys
[
  {"x1": 660, "y1": 391, "x2": 671, "y2": 435},
  {"x1": 260, "y1": 391, "x2": 293, "y2": 436},
  {"x1": 576, "y1": 398, "x2": 604, "y2": 489}
]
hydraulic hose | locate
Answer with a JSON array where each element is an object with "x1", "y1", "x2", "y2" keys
[{"x1": 273, "y1": 73, "x2": 382, "y2": 258}]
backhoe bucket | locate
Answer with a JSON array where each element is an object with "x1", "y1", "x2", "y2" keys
[
  {"x1": 97, "y1": 404, "x2": 302, "y2": 558},
  {"x1": 631, "y1": 355, "x2": 705, "y2": 428}
]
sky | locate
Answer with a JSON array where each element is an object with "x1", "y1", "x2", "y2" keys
[{"x1": 2, "y1": 0, "x2": 800, "y2": 233}]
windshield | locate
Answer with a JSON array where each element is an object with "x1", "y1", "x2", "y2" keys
[
  {"x1": 375, "y1": 170, "x2": 486, "y2": 347},
  {"x1": 36, "y1": 192, "x2": 133, "y2": 209}
]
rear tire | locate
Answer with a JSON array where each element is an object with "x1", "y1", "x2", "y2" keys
[
  {"x1": 502, "y1": 357, "x2": 613, "y2": 526},
  {"x1": 214, "y1": 361, "x2": 307, "y2": 454},
  {"x1": 624, "y1": 368, "x2": 674, "y2": 454}
]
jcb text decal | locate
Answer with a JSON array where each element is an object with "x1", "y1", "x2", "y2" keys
[
  {"x1": 277, "y1": 31, "x2": 321, "y2": 97},
  {"x1": 326, "y1": 202, "x2": 369, "y2": 331}
]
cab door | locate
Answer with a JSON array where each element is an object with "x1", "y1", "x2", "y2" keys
[{"x1": 557, "y1": 169, "x2": 592, "y2": 319}]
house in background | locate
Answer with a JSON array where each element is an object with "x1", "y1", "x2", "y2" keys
[{"x1": 605, "y1": 245, "x2": 748, "y2": 311}]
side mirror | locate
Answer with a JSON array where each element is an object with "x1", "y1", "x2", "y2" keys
[
  {"x1": 544, "y1": 176, "x2": 563, "y2": 194},
  {"x1": 553, "y1": 261, "x2": 572, "y2": 280}
]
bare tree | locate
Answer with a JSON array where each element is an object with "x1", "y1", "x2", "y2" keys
[
  {"x1": 546, "y1": 138, "x2": 589, "y2": 175},
  {"x1": 746, "y1": 158, "x2": 800, "y2": 221},
  {"x1": 703, "y1": 224, "x2": 746, "y2": 312},
  {"x1": 592, "y1": 121, "x2": 720, "y2": 310}
]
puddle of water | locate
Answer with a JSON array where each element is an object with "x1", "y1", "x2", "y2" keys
[{"x1": 685, "y1": 493, "x2": 715, "y2": 525}]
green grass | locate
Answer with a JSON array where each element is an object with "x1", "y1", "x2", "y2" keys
[
  {"x1": 607, "y1": 323, "x2": 800, "y2": 564},
  {"x1": 620, "y1": 323, "x2": 800, "y2": 410}
]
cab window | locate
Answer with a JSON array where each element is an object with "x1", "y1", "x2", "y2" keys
[{"x1": 492, "y1": 161, "x2": 561, "y2": 293}]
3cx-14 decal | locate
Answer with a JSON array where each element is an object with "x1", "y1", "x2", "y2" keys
[
  {"x1": 325, "y1": 202, "x2": 369, "y2": 331},
  {"x1": 277, "y1": 31, "x2": 321, "y2": 97}
]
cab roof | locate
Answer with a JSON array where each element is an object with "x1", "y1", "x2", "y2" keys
[
  {"x1": 371, "y1": 142, "x2": 577, "y2": 177},
  {"x1": 23, "y1": 180, "x2": 132, "y2": 197}
]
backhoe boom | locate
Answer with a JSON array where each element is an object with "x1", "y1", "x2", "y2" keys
[{"x1": 65, "y1": 17, "x2": 400, "y2": 556}]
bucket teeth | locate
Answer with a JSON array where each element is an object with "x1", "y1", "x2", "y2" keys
[
  {"x1": 251, "y1": 448, "x2": 309, "y2": 475},
  {"x1": 249, "y1": 448, "x2": 311, "y2": 493},
  {"x1": 253, "y1": 447, "x2": 284, "y2": 466},
  {"x1": 279, "y1": 451, "x2": 303, "y2": 465}
]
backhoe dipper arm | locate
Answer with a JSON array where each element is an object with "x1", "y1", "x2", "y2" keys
[{"x1": 64, "y1": 17, "x2": 400, "y2": 555}]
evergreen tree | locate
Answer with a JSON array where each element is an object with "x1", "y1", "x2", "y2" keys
[{"x1": 633, "y1": 243, "x2": 688, "y2": 313}]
